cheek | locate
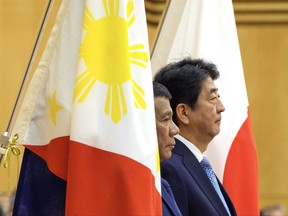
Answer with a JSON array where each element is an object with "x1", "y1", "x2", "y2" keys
[
  {"x1": 200, "y1": 105, "x2": 217, "y2": 119},
  {"x1": 157, "y1": 135, "x2": 167, "y2": 159},
  {"x1": 157, "y1": 126, "x2": 169, "y2": 143},
  {"x1": 157, "y1": 129, "x2": 166, "y2": 142}
]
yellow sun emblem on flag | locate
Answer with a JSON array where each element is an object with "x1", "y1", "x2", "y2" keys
[{"x1": 74, "y1": 0, "x2": 149, "y2": 123}]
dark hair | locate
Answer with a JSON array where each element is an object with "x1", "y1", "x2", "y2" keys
[
  {"x1": 153, "y1": 81, "x2": 172, "y2": 99},
  {"x1": 154, "y1": 57, "x2": 220, "y2": 125}
]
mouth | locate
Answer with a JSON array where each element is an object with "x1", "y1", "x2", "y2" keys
[
  {"x1": 216, "y1": 117, "x2": 222, "y2": 123},
  {"x1": 166, "y1": 144, "x2": 175, "y2": 149}
]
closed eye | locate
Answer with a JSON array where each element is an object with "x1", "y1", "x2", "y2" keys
[
  {"x1": 162, "y1": 117, "x2": 170, "y2": 123},
  {"x1": 211, "y1": 93, "x2": 220, "y2": 100}
]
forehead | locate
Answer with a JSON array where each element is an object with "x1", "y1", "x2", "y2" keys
[
  {"x1": 154, "y1": 97, "x2": 172, "y2": 113},
  {"x1": 201, "y1": 77, "x2": 218, "y2": 94}
]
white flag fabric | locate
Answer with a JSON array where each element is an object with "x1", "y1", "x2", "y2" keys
[
  {"x1": 12, "y1": 0, "x2": 162, "y2": 215},
  {"x1": 152, "y1": 0, "x2": 259, "y2": 215}
]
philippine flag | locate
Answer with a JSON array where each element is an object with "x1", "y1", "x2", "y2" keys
[
  {"x1": 12, "y1": 0, "x2": 162, "y2": 215},
  {"x1": 151, "y1": 0, "x2": 259, "y2": 215}
]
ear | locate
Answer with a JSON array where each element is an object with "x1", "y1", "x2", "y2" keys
[{"x1": 176, "y1": 103, "x2": 190, "y2": 125}]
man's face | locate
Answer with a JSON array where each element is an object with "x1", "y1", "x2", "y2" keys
[
  {"x1": 155, "y1": 97, "x2": 179, "y2": 162},
  {"x1": 188, "y1": 77, "x2": 225, "y2": 144}
]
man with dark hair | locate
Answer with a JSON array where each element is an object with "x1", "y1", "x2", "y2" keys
[
  {"x1": 154, "y1": 58, "x2": 237, "y2": 216},
  {"x1": 153, "y1": 81, "x2": 182, "y2": 216}
]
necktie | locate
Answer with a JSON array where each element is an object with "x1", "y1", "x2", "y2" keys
[
  {"x1": 200, "y1": 157, "x2": 231, "y2": 215},
  {"x1": 161, "y1": 178, "x2": 182, "y2": 216}
]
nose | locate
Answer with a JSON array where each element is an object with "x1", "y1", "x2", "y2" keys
[
  {"x1": 217, "y1": 99, "x2": 225, "y2": 113},
  {"x1": 170, "y1": 121, "x2": 179, "y2": 136}
]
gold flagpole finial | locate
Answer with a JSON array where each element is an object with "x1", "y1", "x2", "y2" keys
[{"x1": 1, "y1": 134, "x2": 20, "y2": 168}]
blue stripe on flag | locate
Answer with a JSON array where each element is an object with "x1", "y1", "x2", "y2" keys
[{"x1": 13, "y1": 149, "x2": 66, "y2": 216}]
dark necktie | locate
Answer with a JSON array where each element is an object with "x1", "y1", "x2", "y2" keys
[{"x1": 200, "y1": 157, "x2": 231, "y2": 215}]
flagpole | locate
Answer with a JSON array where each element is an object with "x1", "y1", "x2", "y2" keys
[{"x1": 0, "y1": 0, "x2": 53, "y2": 165}]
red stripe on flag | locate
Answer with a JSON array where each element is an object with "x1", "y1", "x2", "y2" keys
[
  {"x1": 65, "y1": 141, "x2": 162, "y2": 215},
  {"x1": 25, "y1": 136, "x2": 70, "y2": 180},
  {"x1": 26, "y1": 139, "x2": 162, "y2": 214},
  {"x1": 223, "y1": 108, "x2": 259, "y2": 215}
]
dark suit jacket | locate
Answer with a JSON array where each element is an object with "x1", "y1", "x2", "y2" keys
[
  {"x1": 161, "y1": 139, "x2": 237, "y2": 216},
  {"x1": 162, "y1": 178, "x2": 182, "y2": 216}
]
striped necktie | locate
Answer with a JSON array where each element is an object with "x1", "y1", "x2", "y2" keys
[{"x1": 201, "y1": 157, "x2": 231, "y2": 215}]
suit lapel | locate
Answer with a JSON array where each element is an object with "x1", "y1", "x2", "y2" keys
[
  {"x1": 161, "y1": 183, "x2": 181, "y2": 216},
  {"x1": 218, "y1": 178, "x2": 237, "y2": 216},
  {"x1": 173, "y1": 139, "x2": 230, "y2": 216}
]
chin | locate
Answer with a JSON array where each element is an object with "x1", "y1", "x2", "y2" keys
[
  {"x1": 166, "y1": 153, "x2": 172, "y2": 160},
  {"x1": 214, "y1": 128, "x2": 221, "y2": 135},
  {"x1": 161, "y1": 155, "x2": 170, "y2": 161}
]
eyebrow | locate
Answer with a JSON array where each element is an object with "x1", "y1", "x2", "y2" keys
[
  {"x1": 209, "y1": 87, "x2": 218, "y2": 94},
  {"x1": 161, "y1": 109, "x2": 173, "y2": 117}
]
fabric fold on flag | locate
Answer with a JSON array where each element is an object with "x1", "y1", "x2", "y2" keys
[{"x1": 12, "y1": 0, "x2": 162, "y2": 215}]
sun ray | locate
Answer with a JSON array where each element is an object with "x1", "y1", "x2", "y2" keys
[
  {"x1": 129, "y1": 44, "x2": 149, "y2": 69},
  {"x1": 119, "y1": 84, "x2": 127, "y2": 115},
  {"x1": 83, "y1": 7, "x2": 95, "y2": 30},
  {"x1": 75, "y1": 69, "x2": 89, "y2": 84},
  {"x1": 102, "y1": 0, "x2": 108, "y2": 16},
  {"x1": 103, "y1": 0, "x2": 120, "y2": 16},
  {"x1": 130, "y1": 58, "x2": 148, "y2": 69},
  {"x1": 105, "y1": 84, "x2": 127, "y2": 123},
  {"x1": 75, "y1": 77, "x2": 96, "y2": 102},
  {"x1": 130, "y1": 44, "x2": 145, "y2": 51},
  {"x1": 105, "y1": 84, "x2": 112, "y2": 115},
  {"x1": 127, "y1": 0, "x2": 135, "y2": 27},
  {"x1": 111, "y1": 85, "x2": 121, "y2": 122},
  {"x1": 132, "y1": 79, "x2": 146, "y2": 109},
  {"x1": 74, "y1": 70, "x2": 97, "y2": 102},
  {"x1": 114, "y1": 0, "x2": 120, "y2": 16}
]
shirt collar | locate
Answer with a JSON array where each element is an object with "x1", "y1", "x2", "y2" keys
[{"x1": 175, "y1": 134, "x2": 204, "y2": 162}]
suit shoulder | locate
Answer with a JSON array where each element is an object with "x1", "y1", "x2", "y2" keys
[{"x1": 161, "y1": 153, "x2": 182, "y2": 169}]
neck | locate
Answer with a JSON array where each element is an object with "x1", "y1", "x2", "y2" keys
[{"x1": 179, "y1": 130, "x2": 211, "y2": 153}]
